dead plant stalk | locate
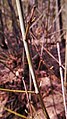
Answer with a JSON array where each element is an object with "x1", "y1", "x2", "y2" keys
[
  {"x1": 16, "y1": 0, "x2": 50, "y2": 119},
  {"x1": 64, "y1": 32, "x2": 67, "y2": 88},
  {"x1": 57, "y1": 42, "x2": 67, "y2": 119},
  {"x1": 0, "y1": 88, "x2": 34, "y2": 93}
]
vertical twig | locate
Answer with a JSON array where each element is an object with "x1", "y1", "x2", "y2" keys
[
  {"x1": 16, "y1": 0, "x2": 50, "y2": 119},
  {"x1": 22, "y1": 77, "x2": 29, "y2": 103},
  {"x1": 22, "y1": 47, "x2": 29, "y2": 104},
  {"x1": 29, "y1": 70, "x2": 32, "y2": 101},
  {"x1": 64, "y1": 32, "x2": 67, "y2": 89},
  {"x1": 57, "y1": 42, "x2": 67, "y2": 119}
]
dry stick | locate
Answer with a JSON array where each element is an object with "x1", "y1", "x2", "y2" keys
[
  {"x1": 16, "y1": 0, "x2": 50, "y2": 119},
  {"x1": 23, "y1": 19, "x2": 34, "y2": 103},
  {"x1": 56, "y1": 1, "x2": 67, "y2": 117},
  {"x1": 16, "y1": 0, "x2": 37, "y2": 98},
  {"x1": 22, "y1": 47, "x2": 30, "y2": 104},
  {"x1": 29, "y1": 69, "x2": 32, "y2": 101},
  {"x1": 0, "y1": 88, "x2": 34, "y2": 94},
  {"x1": 22, "y1": 77, "x2": 30, "y2": 103},
  {"x1": 57, "y1": 42, "x2": 67, "y2": 119},
  {"x1": 64, "y1": 32, "x2": 67, "y2": 88},
  {"x1": 4, "y1": 107, "x2": 27, "y2": 119}
]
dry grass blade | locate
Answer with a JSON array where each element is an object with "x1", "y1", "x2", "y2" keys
[
  {"x1": 0, "y1": 88, "x2": 35, "y2": 94},
  {"x1": 4, "y1": 107, "x2": 27, "y2": 119}
]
